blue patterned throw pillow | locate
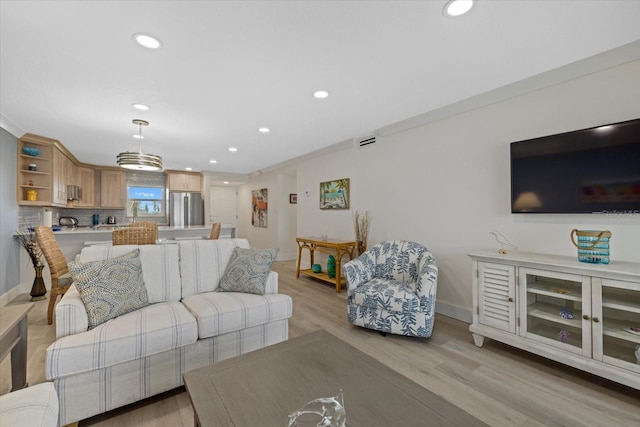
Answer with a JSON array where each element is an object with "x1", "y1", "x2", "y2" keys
[
  {"x1": 217, "y1": 247, "x2": 279, "y2": 295},
  {"x1": 69, "y1": 249, "x2": 149, "y2": 329}
]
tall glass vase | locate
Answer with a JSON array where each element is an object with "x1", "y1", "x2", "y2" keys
[{"x1": 30, "y1": 264, "x2": 47, "y2": 301}]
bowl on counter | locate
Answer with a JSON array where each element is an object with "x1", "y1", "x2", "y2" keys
[{"x1": 22, "y1": 147, "x2": 41, "y2": 156}]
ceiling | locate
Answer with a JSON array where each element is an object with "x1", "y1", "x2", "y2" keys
[{"x1": 2, "y1": 1, "x2": 640, "y2": 175}]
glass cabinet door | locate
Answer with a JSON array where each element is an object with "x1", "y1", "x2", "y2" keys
[
  {"x1": 519, "y1": 268, "x2": 590, "y2": 356},
  {"x1": 592, "y1": 278, "x2": 640, "y2": 373}
]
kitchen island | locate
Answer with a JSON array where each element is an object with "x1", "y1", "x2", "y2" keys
[{"x1": 17, "y1": 225, "x2": 236, "y2": 291}]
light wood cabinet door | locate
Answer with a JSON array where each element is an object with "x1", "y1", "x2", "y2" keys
[
  {"x1": 52, "y1": 148, "x2": 68, "y2": 206},
  {"x1": 167, "y1": 172, "x2": 201, "y2": 192},
  {"x1": 75, "y1": 166, "x2": 95, "y2": 207},
  {"x1": 100, "y1": 169, "x2": 126, "y2": 208}
]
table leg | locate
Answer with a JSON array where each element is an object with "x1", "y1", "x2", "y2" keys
[
  {"x1": 335, "y1": 249, "x2": 342, "y2": 293},
  {"x1": 296, "y1": 243, "x2": 303, "y2": 278},
  {"x1": 10, "y1": 316, "x2": 29, "y2": 391}
]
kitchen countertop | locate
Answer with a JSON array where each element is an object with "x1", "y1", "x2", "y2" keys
[{"x1": 51, "y1": 225, "x2": 214, "y2": 234}]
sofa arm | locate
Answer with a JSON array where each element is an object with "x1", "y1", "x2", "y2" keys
[
  {"x1": 264, "y1": 271, "x2": 279, "y2": 294},
  {"x1": 55, "y1": 284, "x2": 89, "y2": 339}
]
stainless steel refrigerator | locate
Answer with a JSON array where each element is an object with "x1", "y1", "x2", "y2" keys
[{"x1": 169, "y1": 192, "x2": 204, "y2": 226}]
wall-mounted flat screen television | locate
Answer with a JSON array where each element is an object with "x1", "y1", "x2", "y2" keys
[{"x1": 510, "y1": 118, "x2": 640, "y2": 214}]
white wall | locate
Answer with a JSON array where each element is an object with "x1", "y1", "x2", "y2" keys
[
  {"x1": 237, "y1": 171, "x2": 298, "y2": 260},
  {"x1": 245, "y1": 59, "x2": 640, "y2": 323}
]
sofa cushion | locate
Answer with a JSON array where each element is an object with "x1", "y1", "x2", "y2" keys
[
  {"x1": 69, "y1": 249, "x2": 149, "y2": 329},
  {"x1": 181, "y1": 292, "x2": 293, "y2": 339},
  {"x1": 179, "y1": 239, "x2": 250, "y2": 297},
  {"x1": 217, "y1": 247, "x2": 279, "y2": 295},
  {"x1": 78, "y1": 244, "x2": 182, "y2": 303},
  {"x1": 46, "y1": 301, "x2": 198, "y2": 378}
]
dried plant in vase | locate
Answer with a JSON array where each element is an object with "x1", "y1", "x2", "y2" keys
[
  {"x1": 16, "y1": 226, "x2": 47, "y2": 300},
  {"x1": 353, "y1": 210, "x2": 371, "y2": 256}
]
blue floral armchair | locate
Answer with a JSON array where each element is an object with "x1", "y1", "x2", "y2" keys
[{"x1": 343, "y1": 240, "x2": 438, "y2": 338}]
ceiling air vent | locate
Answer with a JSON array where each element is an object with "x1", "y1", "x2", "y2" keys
[{"x1": 355, "y1": 135, "x2": 377, "y2": 149}]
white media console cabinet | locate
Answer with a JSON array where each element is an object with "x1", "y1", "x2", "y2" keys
[{"x1": 469, "y1": 251, "x2": 640, "y2": 390}]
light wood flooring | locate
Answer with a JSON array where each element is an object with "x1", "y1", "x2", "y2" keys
[{"x1": 2, "y1": 260, "x2": 639, "y2": 426}]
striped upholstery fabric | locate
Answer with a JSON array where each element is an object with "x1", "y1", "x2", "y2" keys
[
  {"x1": 55, "y1": 285, "x2": 89, "y2": 339},
  {"x1": 77, "y1": 244, "x2": 182, "y2": 303},
  {"x1": 178, "y1": 239, "x2": 250, "y2": 297},
  {"x1": 47, "y1": 301, "x2": 197, "y2": 378},
  {"x1": 181, "y1": 288, "x2": 293, "y2": 339},
  {"x1": 52, "y1": 320, "x2": 288, "y2": 426}
]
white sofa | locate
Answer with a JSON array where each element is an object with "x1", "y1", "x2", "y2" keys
[{"x1": 45, "y1": 238, "x2": 293, "y2": 425}]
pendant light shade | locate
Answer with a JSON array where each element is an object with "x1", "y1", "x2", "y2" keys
[{"x1": 117, "y1": 119, "x2": 163, "y2": 171}]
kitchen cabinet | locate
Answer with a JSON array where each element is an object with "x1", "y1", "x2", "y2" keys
[
  {"x1": 17, "y1": 134, "x2": 53, "y2": 206},
  {"x1": 74, "y1": 166, "x2": 95, "y2": 207},
  {"x1": 100, "y1": 169, "x2": 126, "y2": 208},
  {"x1": 52, "y1": 147, "x2": 76, "y2": 206},
  {"x1": 166, "y1": 171, "x2": 201, "y2": 192},
  {"x1": 470, "y1": 251, "x2": 640, "y2": 390}
]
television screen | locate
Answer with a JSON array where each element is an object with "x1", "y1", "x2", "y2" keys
[{"x1": 510, "y1": 118, "x2": 640, "y2": 214}]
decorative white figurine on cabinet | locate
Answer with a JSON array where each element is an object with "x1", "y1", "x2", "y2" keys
[{"x1": 489, "y1": 230, "x2": 518, "y2": 254}]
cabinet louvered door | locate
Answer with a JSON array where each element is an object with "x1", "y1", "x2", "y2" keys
[{"x1": 478, "y1": 262, "x2": 516, "y2": 333}]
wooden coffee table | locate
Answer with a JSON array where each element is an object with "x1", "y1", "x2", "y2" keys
[{"x1": 183, "y1": 329, "x2": 486, "y2": 426}]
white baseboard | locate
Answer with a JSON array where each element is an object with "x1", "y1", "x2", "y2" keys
[
  {"x1": 0, "y1": 282, "x2": 32, "y2": 307},
  {"x1": 276, "y1": 251, "x2": 297, "y2": 261},
  {"x1": 435, "y1": 300, "x2": 472, "y2": 324}
]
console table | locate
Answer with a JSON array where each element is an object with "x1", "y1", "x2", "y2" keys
[
  {"x1": 296, "y1": 237, "x2": 356, "y2": 292},
  {"x1": 0, "y1": 303, "x2": 34, "y2": 391}
]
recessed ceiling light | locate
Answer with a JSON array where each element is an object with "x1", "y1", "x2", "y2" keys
[
  {"x1": 185, "y1": 167, "x2": 192, "y2": 171},
  {"x1": 228, "y1": 147, "x2": 238, "y2": 152},
  {"x1": 132, "y1": 103, "x2": 150, "y2": 111},
  {"x1": 223, "y1": 181, "x2": 229, "y2": 185},
  {"x1": 443, "y1": 0, "x2": 474, "y2": 17},
  {"x1": 209, "y1": 159, "x2": 217, "y2": 164},
  {"x1": 258, "y1": 127, "x2": 270, "y2": 133},
  {"x1": 133, "y1": 33, "x2": 161, "y2": 49},
  {"x1": 132, "y1": 134, "x2": 144, "y2": 139},
  {"x1": 313, "y1": 90, "x2": 329, "y2": 99}
]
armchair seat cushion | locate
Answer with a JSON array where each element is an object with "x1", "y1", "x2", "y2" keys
[{"x1": 350, "y1": 278, "x2": 419, "y2": 313}]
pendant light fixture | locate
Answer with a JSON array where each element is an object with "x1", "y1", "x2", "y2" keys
[{"x1": 117, "y1": 119, "x2": 163, "y2": 171}]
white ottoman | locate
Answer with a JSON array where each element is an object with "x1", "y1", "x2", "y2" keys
[{"x1": 0, "y1": 382, "x2": 58, "y2": 427}]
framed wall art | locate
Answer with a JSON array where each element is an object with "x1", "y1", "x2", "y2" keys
[
  {"x1": 319, "y1": 178, "x2": 349, "y2": 210},
  {"x1": 251, "y1": 188, "x2": 268, "y2": 227},
  {"x1": 290, "y1": 193, "x2": 297, "y2": 204}
]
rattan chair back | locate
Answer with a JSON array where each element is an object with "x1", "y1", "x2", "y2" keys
[
  {"x1": 35, "y1": 225, "x2": 71, "y2": 324},
  {"x1": 125, "y1": 221, "x2": 158, "y2": 242},
  {"x1": 112, "y1": 227, "x2": 157, "y2": 245},
  {"x1": 209, "y1": 222, "x2": 221, "y2": 240}
]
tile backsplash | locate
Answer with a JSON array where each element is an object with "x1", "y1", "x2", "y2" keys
[{"x1": 18, "y1": 206, "x2": 166, "y2": 228}]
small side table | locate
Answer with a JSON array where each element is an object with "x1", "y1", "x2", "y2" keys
[
  {"x1": 296, "y1": 237, "x2": 356, "y2": 292},
  {"x1": 0, "y1": 303, "x2": 34, "y2": 391}
]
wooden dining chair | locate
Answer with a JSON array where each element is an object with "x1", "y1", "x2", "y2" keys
[
  {"x1": 35, "y1": 226, "x2": 72, "y2": 325},
  {"x1": 209, "y1": 222, "x2": 221, "y2": 240},
  {"x1": 112, "y1": 227, "x2": 157, "y2": 245}
]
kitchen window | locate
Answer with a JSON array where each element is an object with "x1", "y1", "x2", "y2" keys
[{"x1": 127, "y1": 185, "x2": 165, "y2": 219}]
